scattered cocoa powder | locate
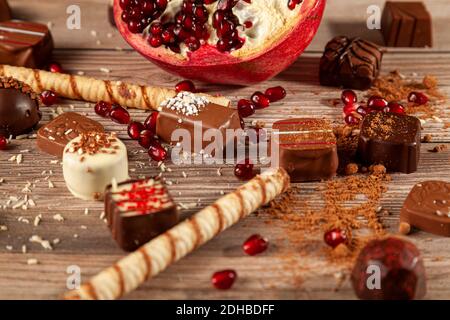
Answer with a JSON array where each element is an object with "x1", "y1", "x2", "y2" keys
[
  {"x1": 422, "y1": 134, "x2": 433, "y2": 143},
  {"x1": 345, "y1": 163, "x2": 358, "y2": 175},
  {"x1": 428, "y1": 144, "x2": 448, "y2": 153},
  {"x1": 399, "y1": 222, "x2": 411, "y2": 235}
]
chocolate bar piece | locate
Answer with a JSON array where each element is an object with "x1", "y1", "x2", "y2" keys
[
  {"x1": 0, "y1": 77, "x2": 41, "y2": 137},
  {"x1": 37, "y1": 112, "x2": 104, "y2": 158},
  {"x1": 0, "y1": 20, "x2": 54, "y2": 68},
  {"x1": 319, "y1": 36, "x2": 383, "y2": 90},
  {"x1": 0, "y1": 0, "x2": 12, "y2": 22},
  {"x1": 381, "y1": 2, "x2": 432, "y2": 47},
  {"x1": 400, "y1": 181, "x2": 450, "y2": 236},
  {"x1": 156, "y1": 92, "x2": 241, "y2": 154},
  {"x1": 105, "y1": 178, "x2": 179, "y2": 251},
  {"x1": 357, "y1": 112, "x2": 421, "y2": 173},
  {"x1": 272, "y1": 118, "x2": 338, "y2": 182}
]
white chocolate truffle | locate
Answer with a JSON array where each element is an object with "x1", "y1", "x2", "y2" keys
[{"x1": 63, "y1": 132, "x2": 129, "y2": 200}]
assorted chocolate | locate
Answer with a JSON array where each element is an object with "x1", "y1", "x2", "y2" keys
[
  {"x1": 357, "y1": 112, "x2": 421, "y2": 173},
  {"x1": 62, "y1": 132, "x2": 129, "y2": 201},
  {"x1": 382, "y1": 2, "x2": 432, "y2": 47},
  {"x1": 319, "y1": 36, "x2": 383, "y2": 90},
  {"x1": 400, "y1": 181, "x2": 450, "y2": 237},
  {"x1": 272, "y1": 118, "x2": 338, "y2": 182},
  {"x1": 0, "y1": 77, "x2": 41, "y2": 137},
  {"x1": 105, "y1": 178, "x2": 179, "y2": 251},
  {"x1": 0, "y1": 20, "x2": 54, "y2": 68},
  {"x1": 37, "y1": 112, "x2": 104, "y2": 158},
  {"x1": 0, "y1": 0, "x2": 11, "y2": 22}
]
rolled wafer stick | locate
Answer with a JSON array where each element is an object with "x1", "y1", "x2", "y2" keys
[
  {"x1": 64, "y1": 168, "x2": 290, "y2": 300},
  {"x1": 0, "y1": 64, "x2": 230, "y2": 110}
]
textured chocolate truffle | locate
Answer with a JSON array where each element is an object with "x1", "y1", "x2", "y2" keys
[{"x1": 0, "y1": 77, "x2": 41, "y2": 137}]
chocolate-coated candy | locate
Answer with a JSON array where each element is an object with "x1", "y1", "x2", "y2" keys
[
  {"x1": 272, "y1": 118, "x2": 338, "y2": 182},
  {"x1": 400, "y1": 181, "x2": 450, "y2": 237},
  {"x1": 0, "y1": 0, "x2": 12, "y2": 22},
  {"x1": 320, "y1": 36, "x2": 383, "y2": 90},
  {"x1": 0, "y1": 77, "x2": 41, "y2": 137},
  {"x1": 37, "y1": 112, "x2": 104, "y2": 158},
  {"x1": 357, "y1": 112, "x2": 421, "y2": 173},
  {"x1": 0, "y1": 20, "x2": 54, "y2": 68},
  {"x1": 105, "y1": 178, "x2": 179, "y2": 252},
  {"x1": 351, "y1": 237, "x2": 426, "y2": 300}
]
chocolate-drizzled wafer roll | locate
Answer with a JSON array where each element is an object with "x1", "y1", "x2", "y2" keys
[
  {"x1": 64, "y1": 168, "x2": 290, "y2": 300},
  {"x1": 0, "y1": 65, "x2": 230, "y2": 110}
]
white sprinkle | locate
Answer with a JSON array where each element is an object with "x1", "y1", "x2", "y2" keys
[
  {"x1": 48, "y1": 180, "x2": 55, "y2": 188},
  {"x1": 80, "y1": 225, "x2": 87, "y2": 230},
  {"x1": 100, "y1": 67, "x2": 111, "y2": 74},
  {"x1": 29, "y1": 235, "x2": 53, "y2": 250},
  {"x1": 90, "y1": 30, "x2": 97, "y2": 37},
  {"x1": 53, "y1": 238, "x2": 60, "y2": 245},
  {"x1": 99, "y1": 211, "x2": 106, "y2": 220},
  {"x1": 22, "y1": 245, "x2": 27, "y2": 254},
  {"x1": 33, "y1": 214, "x2": 42, "y2": 227},
  {"x1": 77, "y1": 71, "x2": 85, "y2": 76},
  {"x1": 73, "y1": 234, "x2": 79, "y2": 238},
  {"x1": 53, "y1": 214, "x2": 65, "y2": 222},
  {"x1": 217, "y1": 168, "x2": 223, "y2": 176},
  {"x1": 182, "y1": 171, "x2": 187, "y2": 178},
  {"x1": 27, "y1": 258, "x2": 39, "y2": 265},
  {"x1": 5, "y1": 245, "x2": 12, "y2": 251},
  {"x1": 0, "y1": 225, "x2": 7, "y2": 231}
]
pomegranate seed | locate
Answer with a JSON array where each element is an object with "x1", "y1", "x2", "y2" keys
[
  {"x1": 144, "y1": 112, "x2": 159, "y2": 132},
  {"x1": 149, "y1": 35, "x2": 162, "y2": 47},
  {"x1": 185, "y1": 37, "x2": 200, "y2": 51},
  {"x1": 175, "y1": 80, "x2": 196, "y2": 93},
  {"x1": 127, "y1": 121, "x2": 145, "y2": 140},
  {"x1": 40, "y1": 90, "x2": 58, "y2": 106},
  {"x1": 368, "y1": 96, "x2": 388, "y2": 109},
  {"x1": 127, "y1": 20, "x2": 144, "y2": 33},
  {"x1": 265, "y1": 86, "x2": 286, "y2": 102},
  {"x1": 0, "y1": 135, "x2": 8, "y2": 150},
  {"x1": 385, "y1": 102, "x2": 405, "y2": 115},
  {"x1": 109, "y1": 104, "x2": 130, "y2": 124},
  {"x1": 356, "y1": 106, "x2": 368, "y2": 117},
  {"x1": 408, "y1": 92, "x2": 428, "y2": 105},
  {"x1": 119, "y1": 0, "x2": 131, "y2": 10},
  {"x1": 244, "y1": 21, "x2": 253, "y2": 28},
  {"x1": 156, "y1": 0, "x2": 168, "y2": 9},
  {"x1": 341, "y1": 89, "x2": 357, "y2": 105},
  {"x1": 211, "y1": 269, "x2": 237, "y2": 290},
  {"x1": 324, "y1": 228, "x2": 347, "y2": 248},
  {"x1": 139, "y1": 129, "x2": 155, "y2": 148},
  {"x1": 94, "y1": 101, "x2": 112, "y2": 118},
  {"x1": 344, "y1": 114, "x2": 359, "y2": 126},
  {"x1": 243, "y1": 234, "x2": 269, "y2": 256},
  {"x1": 49, "y1": 62, "x2": 63, "y2": 73},
  {"x1": 343, "y1": 103, "x2": 358, "y2": 116},
  {"x1": 234, "y1": 159, "x2": 255, "y2": 180},
  {"x1": 251, "y1": 92, "x2": 270, "y2": 109},
  {"x1": 150, "y1": 23, "x2": 163, "y2": 35},
  {"x1": 288, "y1": 0, "x2": 302, "y2": 10},
  {"x1": 148, "y1": 140, "x2": 167, "y2": 161},
  {"x1": 237, "y1": 99, "x2": 255, "y2": 118}
]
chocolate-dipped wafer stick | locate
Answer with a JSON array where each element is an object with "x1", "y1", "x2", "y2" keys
[
  {"x1": 0, "y1": 65, "x2": 230, "y2": 110},
  {"x1": 64, "y1": 168, "x2": 290, "y2": 300}
]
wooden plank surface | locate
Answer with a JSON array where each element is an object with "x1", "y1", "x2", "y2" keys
[{"x1": 1, "y1": 0, "x2": 450, "y2": 300}]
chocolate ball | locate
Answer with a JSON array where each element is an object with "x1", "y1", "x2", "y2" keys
[
  {"x1": 351, "y1": 237, "x2": 426, "y2": 300},
  {"x1": 0, "y1": 88, "x2": 41, "y2": 137}
]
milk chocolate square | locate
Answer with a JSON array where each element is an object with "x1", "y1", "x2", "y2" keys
[
  {"x1": 357, "y1": 112, "x2": 421, "y2": 173},
  {"x1": 272, "y1": 118, "x2": 338, "y2": 182},
  {"x1": 400, "y1": 181, "x2": 450, "y2": 236},
  {"x1": 0, "y1": 20, "x2": 54, "y2": 68},
  {"x1": 37, "y1": 112, "x2": 104, "y2": 158},
  {"x1": 105, "y1": 178, "x2": 179, "y2": 252}
]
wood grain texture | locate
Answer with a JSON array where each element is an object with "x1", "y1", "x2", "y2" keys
[{"x1": 0, "y1": 0, "x2": 450, "y2": 300}]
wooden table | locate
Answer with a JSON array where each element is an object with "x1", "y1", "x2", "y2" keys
[{"x1": 1, "y1": 0, "x2": 449, "y2": 300}]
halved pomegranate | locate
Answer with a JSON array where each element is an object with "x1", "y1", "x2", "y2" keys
[{"x1": 114, "y1": 0, "x2": 325, "y2": 85}]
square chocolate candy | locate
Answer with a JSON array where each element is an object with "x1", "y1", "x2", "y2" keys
[
  {"x1": 272, "y1": 118, "x2": 338, "y2": 182},
  {"x1": 357, "y1": 112, "x2": 421, "y2": 173},
  {"x1": 400, "y1": 181, "x2": 450, "y2": 236},
  {"x1": 105, "y1": 178, "x2": 179, "y2": 252}
]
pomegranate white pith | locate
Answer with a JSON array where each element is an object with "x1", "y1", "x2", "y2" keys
[{"x1": 114, "y1": 0, "x2": 326, "y2": 85}]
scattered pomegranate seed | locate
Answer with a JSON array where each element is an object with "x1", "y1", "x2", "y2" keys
[
  {"x1": 109, "y1": 104, "x2": 131, "y2": 124},
  {"x1": 234, "y1": 159, "x2": 255, "y2": 180},
  {"x1": 144, "y1": 112, "x2": 159, "y2": 132},
  {"x1": 356, "y1": 106, "x2": 368, "y2": 117},
  {"x1": 175, "y1": 80, "x2": 196, "y2": 93},
  {"x1": 251, "y1": 91, "x2": 270, "y2": 109},
  {"x1": 324, "y1": 228, "x2": 347, "y2": 248},
  {"x1": 288, "y1": 0, "x2": 303, "y2": 10},
  {"x1": 139, "y1": 130, "x2": 155, "y2": 148},
  {"x1": 343, "y1": 103, "x2": 358, "y2": 116},
  {"x1": 48, "y1": 62, "x2": 63, "y2": 73},
  {"x1": 408, "y1": 92, "x2": 428, "y2": 105},
  {"x1": 385, "y1": 102, "x2": 405, "y2": 115},
  {"x1": 265, "y1": 86, "x2": 286, "y2": 102},
  {"x1": 341, "y1": 89, "x2": 357, "y2": 105},
  {"x1": 40, "y1": 90, "x2": 58, "y2": 106},
  {"x1": 127, "y1": 121, "x2": 144, "y2": 140},
  {"x1": 237, "y1": 99, "x2": 255, "y2": 118},
  {"x1": 243, "y1": 234, "x2": 269, "y2": 256},
  {"x1": 148, "y1": 139, "x2": 167, "y2": 161},
  {"x1": 367, "y1": 96, "x2": 388, "y2": 109},
  {"x1": 0, "y1": 135, "x2": 8, "y2": 150},
  {"x1": 211, "y1": 269, "x2": 237, "y2": 290},
  {"x1": 344, "y1": 114, "x2": 359, "y2": 126},
  {"x1": 94, "y1": 101, "x2": 112, "y2": 118}
]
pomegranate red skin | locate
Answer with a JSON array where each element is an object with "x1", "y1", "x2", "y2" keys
[
  {"x1": 114, "y1": 0, "x2": 326, "y2": 85},
  {"x1": 351, "y1": 237, "x2": 426, "y2": 300}
]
